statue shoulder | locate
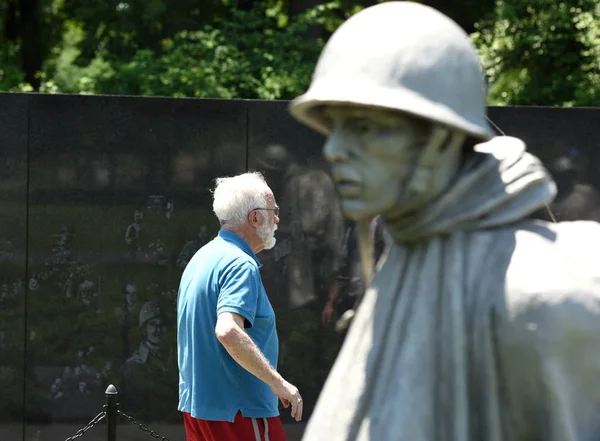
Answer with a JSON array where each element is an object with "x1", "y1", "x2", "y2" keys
[
  {"x1": 497, "y1": 220, "x2": 600, "y2": 344},
  {"x1": 459, "y1": 220, "x2": 600, "y2": 338}
]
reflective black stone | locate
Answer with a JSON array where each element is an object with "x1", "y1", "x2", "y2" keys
[
  {"x1": 23, "y1": 94, "x2": 246, "y2": 441},
  {"x1": 1, "y1": 92, "x2": 599, "y2": 441},
  {"x1": 247, "y1": 100, "x2": 351, "y2": 427},
  {"x1": 0, "y1": 93, "x2": 28, "y2": 441},
  {"x1": 488, "y1": 106, "x2": 600, "y2": 223}
]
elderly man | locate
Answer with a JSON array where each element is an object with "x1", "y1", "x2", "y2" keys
[
  {"x1": 289, "y1": 2, "x2": 600, "y2": 441},
  {"x1": 177, "y1": 172, "x2": 302, "y2": 441}
]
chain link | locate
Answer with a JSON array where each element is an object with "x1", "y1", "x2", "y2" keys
[
  {"x1": 63, "y1": 411, "x2": 106, "y2": 441},
  {"x1": 118, "y1": 410, "x2": 171, "y2": 441}
]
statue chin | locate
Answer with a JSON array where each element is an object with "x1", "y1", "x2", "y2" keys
[{"x1": 340, "y1": 198, "x2": 384, "y2": 222}]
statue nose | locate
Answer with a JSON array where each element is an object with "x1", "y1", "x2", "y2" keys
[{"x1": 324, "y1": 131, "x2": 350, "y2": 163}]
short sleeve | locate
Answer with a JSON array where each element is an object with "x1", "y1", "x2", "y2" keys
[{"x1": 216, "y1": 259, "x2": 261, "y2": 327}]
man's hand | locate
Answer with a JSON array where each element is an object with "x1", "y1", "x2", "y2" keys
[{"x1": 271, "y1": 380, "x2": 303, "y2": 422}]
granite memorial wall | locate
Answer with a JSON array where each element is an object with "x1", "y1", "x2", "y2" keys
[{"x1": 0, "y1": 93, "x2": 598, "y2": 441}]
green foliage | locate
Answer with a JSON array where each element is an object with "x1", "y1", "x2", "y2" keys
[
  {"x1": 4, "y1": 0, "x2": 598, "y2": 104},
  {"x1": 472, "y1": 0, "x2": 600, "y2": 106},
  {"x1": 32, "y1": 1, "x2": 341, "y2": 99},
  {"x1": 39, "y1": 20, "x2": 116, "y2": 94},
  {"x1": 61, "y1": 0, "x2": 226, "y2": 62},
  {"x1": 0, "y1": 41, "x2": 25, "y2": 91},
  {"x1": 102, "y1": 3, "x2": 333, "y2": 99}
]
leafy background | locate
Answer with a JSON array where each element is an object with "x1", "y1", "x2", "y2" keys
[{"x1": 2, "y1": 0, "x2": 598, "y2": 105}]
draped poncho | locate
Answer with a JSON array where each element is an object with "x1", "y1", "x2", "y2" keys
[{"x1": 302, "y1": 136, "x2": 600, "y2": 441}]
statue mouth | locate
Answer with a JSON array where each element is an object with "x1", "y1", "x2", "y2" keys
[
  {"x1": 333, "y1": 171, "x2": 362, "y2": 197},
  {"x1": 334, "y1": 174, "x2": 360, "y2": 184},
  {"x1": 335, "y1": 181, "x2": 361, "y2": 197}
]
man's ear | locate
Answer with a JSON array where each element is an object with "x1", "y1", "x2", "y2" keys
[{"x1": 248, "y1": 210, "x2": 259, "y2": 227}]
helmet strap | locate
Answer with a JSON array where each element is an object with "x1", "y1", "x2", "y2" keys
[{"x1": 402, "y1": 126, "x2": 466, "y2": 206}]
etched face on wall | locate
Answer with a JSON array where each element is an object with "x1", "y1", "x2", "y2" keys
[
  {"x1": 321, "y1": 105, "x2": 429, "y2": 220},
  {"x1": 146, "y1": 317, "x2": 162, "y2": 345}
]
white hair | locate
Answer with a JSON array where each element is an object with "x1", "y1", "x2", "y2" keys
[{"x1": 212, "y1": 172, "x2": 271, "y2": 227}]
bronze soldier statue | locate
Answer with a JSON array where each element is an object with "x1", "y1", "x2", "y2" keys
[{"x1": 289, "y1": 2, "x2": 600, "y2": 440}]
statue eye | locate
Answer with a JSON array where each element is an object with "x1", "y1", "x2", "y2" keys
[{"x1": 354, "y1": 119, "x2": 376, "y2": 136}]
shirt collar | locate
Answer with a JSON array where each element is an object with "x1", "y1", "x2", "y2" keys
[{"x1": 218, "y1": 230, "x2": 263, "y2": 268}]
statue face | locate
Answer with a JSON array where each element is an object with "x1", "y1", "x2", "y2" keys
[{"x1": 322, "y1": 106, "x2": 427, "y2": 220}]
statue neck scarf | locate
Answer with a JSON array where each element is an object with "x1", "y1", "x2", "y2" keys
[
  {"x1": 301, "y1": 137, "x2": 600, "y2": 441},
  {"x1": 384, "y1": 136, "x2": 557, "y2": 243}
]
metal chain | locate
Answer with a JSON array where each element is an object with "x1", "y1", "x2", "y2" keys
[
  {"x1": 63, "y1": 411, "x2": 106, "y2": 441},
  {"x1": 117, "y1": 410, "x2": 171, "y2": 441}
]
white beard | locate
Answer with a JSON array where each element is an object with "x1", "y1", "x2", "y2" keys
[{"x1": 257, "y1": 222, "x2": 277, "y2": 250}]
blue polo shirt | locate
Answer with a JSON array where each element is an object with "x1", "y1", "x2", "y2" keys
[{"x1": 177, "y1": 229, "x2": 279, "y2": 422}]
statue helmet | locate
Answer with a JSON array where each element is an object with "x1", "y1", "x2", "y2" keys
[
  {"x1": 139, "y1": 301, "x2": 160, "y2": 327},
  {"x1": 289, "y1": 1, "x2": 494, "y2": 140}
]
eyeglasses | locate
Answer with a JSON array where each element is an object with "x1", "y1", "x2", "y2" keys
[{"x1": 253, "y1": 207, "x2": 280, "y2": 217}]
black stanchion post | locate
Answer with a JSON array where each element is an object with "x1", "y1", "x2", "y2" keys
[{"x1": 105, "y1": 384, "x2": 118, "y2": 441}]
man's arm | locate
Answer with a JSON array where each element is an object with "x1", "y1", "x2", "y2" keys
[
  {"x1": 215, "y1": 311, "x2": 282, "y2": 386},
  {"x1": 215, "y1": 311, "x2": 303, "y2": 421}
]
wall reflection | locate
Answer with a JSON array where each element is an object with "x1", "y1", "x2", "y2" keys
[
  {"x1": 487, "y1": 107, "x2": 600, "y2": 223},
  {"x1": 247, "y1": 101, "x2": 378, "y2": 426},
  {"x1": 0, "y1": 94, "x2": 598, "y2": 441},
  {"x1": 22, "y1": 95, "x2": 246, "y2": 441},
  {"x1": 0, "y1": 93, "x2": 27, "y2": 441}
]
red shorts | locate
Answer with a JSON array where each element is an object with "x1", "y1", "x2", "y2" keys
[{"x1": 183, "y1": 411, "x2": 287, "y2": 441}]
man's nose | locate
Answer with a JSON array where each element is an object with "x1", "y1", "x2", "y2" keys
[
  {"x1": 274, "y1": 213, "x2": 280, "y2": 224},
  {"x1": 323, "y1": 130, "x2": 350, "y2": 163}
]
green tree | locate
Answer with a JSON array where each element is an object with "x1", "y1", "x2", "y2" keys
[
  {"x1": 0, "y1": 40, "x2": 23, "y2": 90},
  {"x1": 61, "y1": 0, "x2": 227, "y2": 61},
  {"x1": 114, "y1": 3, "x2": 340, "y2": 99},
  {"x1": 36, "y1": 1, "x2": 342, "y2": 99},
  {"x1": 472, "y1": 0, "x2": 600, "y2": 106},
  {"x1": 1, "y1": 0, "x2": 65, "y2": 89}
]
